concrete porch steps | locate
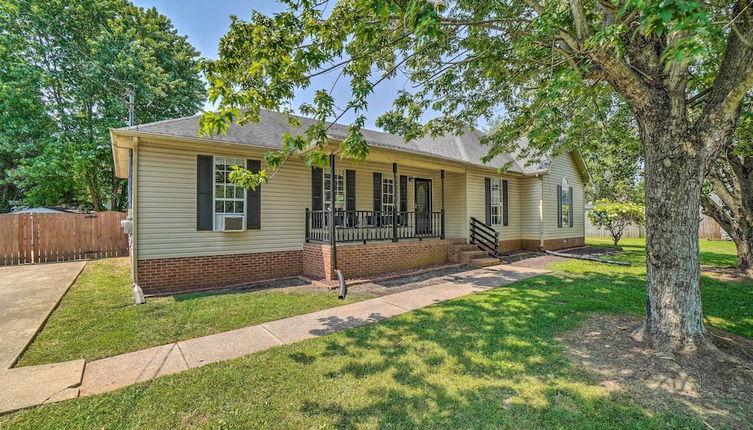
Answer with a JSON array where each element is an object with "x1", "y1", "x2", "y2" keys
[
  {"x1": 448, "y1": 241, "x2": 501, "y2": 267},
  {"x1": 469, "y1": 257, "x2": 502, "y2": 268}
]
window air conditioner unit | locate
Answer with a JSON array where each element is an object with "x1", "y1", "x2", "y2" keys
[{"x1": 219, "y1": 215, "x2": 245, "y2": 232}]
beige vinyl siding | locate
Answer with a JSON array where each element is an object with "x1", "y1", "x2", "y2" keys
[
  {"x1": 519, "y1": 176, "x2": 543, "y2": 241},
  {"x1": 136, "y1": 143, "x2": 310, "y2": 259},
  {"x1": 542, "y1": 152, "x2": 585, "y2": 239},
  {"x1": 349, "y1": 160, "x2": 445, "y2": 213},
  {"x1": 136, "y1": 142, "x2": 465, "y2": 260},
  {"x1": 466, "y1": 169, "x2": 521, "y2": 240},
  {"x1": 444, "y1": 171, "x2": 466, "y2": 239}
]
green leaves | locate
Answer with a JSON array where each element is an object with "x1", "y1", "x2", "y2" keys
[
  {"x1": 588, "y1": 199, "x2": 646, "y2": 245},
  {"x1": 1, "y1": 0, "x2": 204, "y2": 211}
]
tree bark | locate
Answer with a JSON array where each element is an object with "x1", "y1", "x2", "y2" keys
[
  {"x1": 700, "y1": 149, "x2": 753, "y2": 276},
  {"x1": 735, "y1": 237, "x2": 753, "y2": 276},
  {"x1": 640, "y1": 114, "x2": 708, "y2": 352}
]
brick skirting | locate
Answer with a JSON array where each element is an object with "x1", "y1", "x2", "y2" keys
[
  {"x1": 303, "y1": 240, "x2": 452, "y2": 280},
  {"x1": 137, "y1": 250, "x2": 302, "y2": 295},
  {"x1": 521, "y1": 237, "x2": 585, "y2": 251}
]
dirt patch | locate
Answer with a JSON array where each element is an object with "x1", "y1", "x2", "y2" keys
[
  {"x1": 560, "y1": 245, "x2": 623, "y2": 257},
  {"x1": 507, "y1": 245, "x2": 625, "y2": 269},
  {"x1": 561, "y1": 314, "x2": 753, "y2": 429},
  {"x1": 701, "y1": 265, "x2": 753, "y2": 285},
  {"x1": 348, "y1": 265, "x2": 479, "y2": 296}
]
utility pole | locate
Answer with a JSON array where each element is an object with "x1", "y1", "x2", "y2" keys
[
  {"x1": 125, "y1": 83, "x2": 145, "y2": 304},
  {"x1": 127, "y1": 83, "x2": 135, "y2": 127}
]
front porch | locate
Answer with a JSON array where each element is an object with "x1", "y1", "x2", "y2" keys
[{"x1": 305, "y1": 209, "x2": 445, "y2": 243}]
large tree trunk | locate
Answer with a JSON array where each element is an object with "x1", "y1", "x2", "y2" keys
[
  {"x1": 735, "y1": 236, "x2": 753, "y2": 276},
  {"x1": 640, "y1": 117, "x2": 707, "y2": 352}
]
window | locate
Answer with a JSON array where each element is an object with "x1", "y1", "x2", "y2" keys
[
  {"x1": 213, "y1": 157, "x2": 246, "y2": 228},
  {"x1": 323, "y1": 169, "x2": 345, "y2": 211},
  {"x1": 560, "y1": 177, "x2": 570, "y2": 227},
  {"x1": 490, "y1": 178, "x2": 504, "y2": 225},
  {"x1": 382, "y1": 178, "x2": 395, "y2": 213}
]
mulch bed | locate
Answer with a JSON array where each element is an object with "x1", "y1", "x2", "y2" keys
[
  {"x1": 701, "y1": 265, "x2": 753, "y2": 285},
  {"x1": 561, "y1": 314, "x2": 753, "y2": 429}
]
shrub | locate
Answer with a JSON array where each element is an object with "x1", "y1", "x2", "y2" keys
[{"x1": 588, "y1": 200, "x2": 646, "y2": 246}]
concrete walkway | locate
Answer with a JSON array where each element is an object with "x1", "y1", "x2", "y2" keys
[
  {"x1": 0, "y1": 261, "x2": 87, "y2": 414},
  {"x1": 1, "y1": 263, "x2": 548, "y2": 413}
]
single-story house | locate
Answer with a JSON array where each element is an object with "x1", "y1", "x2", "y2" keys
[{"x1": 111, "y1": 110, "x2": 589, "y2": 295}]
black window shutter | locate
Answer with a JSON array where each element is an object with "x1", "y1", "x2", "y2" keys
[
  {"x1": 346, "y1": 169, "x2": 356, "y2": 211},
  {"x1": 399, "y1": 175, "x2": 408, "y2": 212},
  {"x1": 502, "y1": 179, "x2": 509, "y2": 226},
  {"x1": 373, "y1": 172, "x2": 382, "y2": 212},
  {"x1": 196, "y1": 155, "x2": 213, "y2": 231},
  {"x1": 311, "y1": 167, "x2": 323, "y2": 211},
  {"x1": 568, "y1": 186, "x2": 574, "y2": 227},
  {"x1": 246, "y1": 159, "x2": 261, "y2": 229},
  {"x1": 484, "y1": 177, "x2": 491, "y2": 225},
  {"x1": 557, "y1": 184, "x2": 563, "y2": 228}
]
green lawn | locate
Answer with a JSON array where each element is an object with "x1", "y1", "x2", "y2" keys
[
  {"x1": 16, "y1": 258, "x2": 371, "y2": 366},
  {"x1": 3, "y1": 239, "x2": 751, "y2": 429}
]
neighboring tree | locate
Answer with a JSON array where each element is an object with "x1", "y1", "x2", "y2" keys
[
  {"x1": 574, "y1": 96, "x2": 644, "y2": 204},
  {"x1": 588, "y1": 200, "x2": 646, "y2": 246},
  {"x1": 0, "y1": 30, "x2": 54, "y2": 213},
  {"x1": 701, "y1": 104, "x2": 753, "y2": 275},
  {"x1": 0, "y1": 0, "x2": 205, "y2": 211},
  {"x1": 201, "y1": 0, "x2": 753, "y2": 356}
]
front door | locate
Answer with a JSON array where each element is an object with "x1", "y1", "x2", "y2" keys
[{"x1": 414, "y1": 178, "x2": 432, "y2": 235}]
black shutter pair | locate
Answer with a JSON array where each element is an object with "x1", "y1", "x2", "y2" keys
[
  {"x1": 556, "y1": 184, "x2": 575, "y2": 228},
  {"x1": 196, "y1": 155, "x2": 261, "y2": 231},
  {"x1": 484, "y1": 177, "x2": 509, "y2": 226},
  {"x1": 311, "y1": 167, "x2": 356, "y2": 211}
]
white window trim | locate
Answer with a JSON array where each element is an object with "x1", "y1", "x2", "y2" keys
[
  {"x1": 560, "y1": 177, "x2": 570, "y2": 228},
  {"x1": 490, "y1": 178, "x2": 504, "y2": 226},
  {"x1": 382, "y1": 177, "x2": 396, "y2": 213},
  {"x1": 212, "y1": 156, "x2": 247, "y2": 231},
  {"x1": 323, "y1": 169, "x2": 345, "y2": 211}
]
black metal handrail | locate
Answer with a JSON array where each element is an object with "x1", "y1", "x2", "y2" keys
[
  {"x1": 470, "y1": 217, "x2": 499, "y2": 258},
  {"x1": 305, "y1": 209, "x2": 444, "y2": 243}
]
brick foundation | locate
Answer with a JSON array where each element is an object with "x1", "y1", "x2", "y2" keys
[
  {"x1": 137, "y1": 250, "x2": 302, "y2": 295},
  {"x1": 521, "y1": 237, "x2": 585, "y2": 251},
  {"x1": 499, "y1": 239, "x2": 522, "y2": 253},
  {"x1": 304, "y1": 240, "x2": 452, "y2": 280}
]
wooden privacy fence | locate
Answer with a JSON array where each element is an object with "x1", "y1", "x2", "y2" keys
[
  {"x1": 585, "y1": 213, "x2": 724, "y2": 240},
  {"x1": 0, "y1": 211, "x2": 128, "y2": 266}
]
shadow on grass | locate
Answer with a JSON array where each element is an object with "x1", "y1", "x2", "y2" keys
[
  {"x1": 289, "y1": 272, "x2": 690, "y2": 428},
  {"x1": 4, "y1": 262, "x2": 750, "y2": 428}
]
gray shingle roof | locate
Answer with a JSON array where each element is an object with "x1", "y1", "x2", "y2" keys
[{"x1": 121, "y1": 110, "x2": 533, "y2": 173}]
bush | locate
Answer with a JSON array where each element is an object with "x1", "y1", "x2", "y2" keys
[{"x1": 588, "y1": 200, "x2": 646, "y2": 246}]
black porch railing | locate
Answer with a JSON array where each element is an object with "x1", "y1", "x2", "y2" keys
[
  {"x1": 470, "y1": 217, "x2": 499, "y2": 257},
  {"x1": 305, "y1": 209, "x2": 444, "y2": 243}
]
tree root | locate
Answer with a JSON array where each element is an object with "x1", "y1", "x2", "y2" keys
[{"x1": 631, "y1": 321, "x2": 753, "y2": 389}]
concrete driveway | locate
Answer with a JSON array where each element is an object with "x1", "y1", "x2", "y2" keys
[{"x1": 0, "y1": 262, "x2": 86, "y2": 369}]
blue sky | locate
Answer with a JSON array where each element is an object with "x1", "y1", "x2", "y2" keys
[{"x1": 131, "y1": 0, "x2": 423, "y2": 129}]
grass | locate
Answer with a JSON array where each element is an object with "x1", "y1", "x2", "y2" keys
[
  {"x1": 16, "y1": 258, "x2": 371, "y2": 366},
  {"x1": 2, "y1": 238, "x2": 751, "y2": 429}
]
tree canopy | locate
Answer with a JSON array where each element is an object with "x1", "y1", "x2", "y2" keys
[
  {"x1": 202, "y1": 0, "x2": 753, "y2": 352},
  {"x1": 0, "y1": 0, "x2": 205, "y2": 212}
]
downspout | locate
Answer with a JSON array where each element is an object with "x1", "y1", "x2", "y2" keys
[
  {"x1": 538, "y1": 174, "x2": 545, "y2": 249},
  {"x1": 130, "y1": 137, "x2": 145, "y2": 304},
  {"x1": 328, "y1": 153, "x2": 346, "y2": 299}
]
